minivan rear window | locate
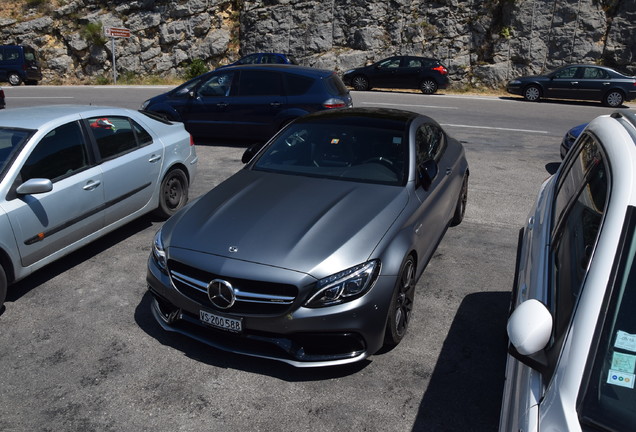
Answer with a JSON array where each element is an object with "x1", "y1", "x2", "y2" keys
[{"x1": 324, "y1": 74, "x2": 349, "y2": 96}]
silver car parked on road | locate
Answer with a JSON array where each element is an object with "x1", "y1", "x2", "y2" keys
[
  {"x1": 500, "y1": 110, "x2": 636, "y2": 431},
  {"x1": 0, "y1": 105, "x2": 198, "y2": 309},
  {"x1": 147, "y1": 108, "x2": 469, "y2": 367}
]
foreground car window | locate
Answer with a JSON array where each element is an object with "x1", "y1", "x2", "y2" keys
[
  {"x1": 21, "y1": 121, "x2": 88, "y2": 182},
  {"x1": 252, "y1": 121, "x2": 407, "y2": 186},
  {"x1": 0, "y1": 127, "x2": 32, "y2": 179},
  {"x1": 87, "y1": 116, "x2": 148, "y2": 160},
  {"x1": 580, "y1": 207, "x2": 636, "y2": 430}
]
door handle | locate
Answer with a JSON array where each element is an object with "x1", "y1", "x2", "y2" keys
[
  {"x1": 445, "y1": 168, "x2": 452, "y2": 176},
  {"x1": 270, "y1": 102, "x2": 281, "y2": 108},
  {"x1": 571, "y1": 81, "x2": 579, "y2": 85},
  {"x1": 216, "y1": 102, "x2": 228, "y2": 108},
  {"x1": 149, "y1": 154, "x2": 162, "y2": 163},
  {"x1": 83, "y1": 180, "x2": 101, "y2": 191}
]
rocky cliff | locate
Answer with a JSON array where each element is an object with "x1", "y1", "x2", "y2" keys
[{"x1": 1, "y1": 0, "x2": 634, "y2": 87}]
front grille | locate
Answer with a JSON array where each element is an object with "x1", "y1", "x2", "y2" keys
[{"x1": 168, "y1": 259, "x2": 298, "y2": 315}]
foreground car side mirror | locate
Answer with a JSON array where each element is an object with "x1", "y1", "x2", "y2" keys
[
  {"x1": 16, "y1": 178, "x2": 53, "y2": 195},
  {"x1": 417, "y1": 159, "x2": 439, "y2": 190},
  {"x1": 506, "y1": 299, "x2": 553, "y2": 372},
  {"x1": 242, "y1": 143, "x2": 264, "y2": 164}
]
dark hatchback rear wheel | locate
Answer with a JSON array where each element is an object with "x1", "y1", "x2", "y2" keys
[
  {"x1": 384, "y1": 255, "x2": 416, "y2": 347},
  {"x1": 352, "y1": 75, "x2": 370, "y2": 91},
  {"x1": 420, "y1": 79, "x2": 438, "y2": 94},
  {"x1": 156, "y1": 168, "x2": 188, "y2": 219},
  {"x1": 603, "y1": 90, "x2": 624, "y2": 108}
]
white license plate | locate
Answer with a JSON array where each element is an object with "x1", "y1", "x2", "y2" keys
[{"x1": 200, "y1": 310, "x2": 242, "y2": 333}]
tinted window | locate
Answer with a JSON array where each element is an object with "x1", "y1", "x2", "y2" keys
[
  {"x1": 1, "y1": 47, "x2": 19, "y2": 63},
  {"x1": 21, "y1": 122, "x2": 88, "y2": 182},
  {"x1": 324, "y1": 75, "x2": 349, "y2": 96},
  {"x1": 236, "y1": 54, "x2": 259, "y2": 65},
  {"x1": 407, "y1": 58, "x2": 423, "y2": 68},
  {"x1": 87, "y1": 116, "x2": 145, "y2": 160},
  {"x1": 549, "y1": 134, "x2": 608, "y2": 360},
  {"x1": 378, "y1": 58, "x2": 401, "y2": 69},
  {"x1": 285, "y1": 73, "x2": 314, "y2": 95},
  {"x1": 580, "y1": 208, "x2": 636, "y2": 430},
  {"x1": 198, "y1": 72, "x2": 234, "y2": 97},
  {"x1": 582, "y1": 67, "x2": 610, "y2": 79},
  {"x1": 261, "y1": 54, "x2": 284, "y2": 64},
  {"x1": 237, "y1": 70, "x2": 283, "y2": 96}
]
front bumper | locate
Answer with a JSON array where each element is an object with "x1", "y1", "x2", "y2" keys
[{"x1": 146, "y1": 254, "x2": 395, "y2": 367}]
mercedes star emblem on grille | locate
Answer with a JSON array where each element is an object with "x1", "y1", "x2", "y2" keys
[{"x1": 207, "y1": 279, "x2": 236, "y2": 309}]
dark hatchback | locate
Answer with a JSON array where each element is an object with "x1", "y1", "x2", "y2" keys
[
  {"x1": 141, "y1": 65, "x2": 352, "y2": 141},
  {"x1": 506, "y1": 64, "x2": 636, "y2": 107},
  {"x1": 342, "y1": 55, "x2": 449, "y2": 94}
]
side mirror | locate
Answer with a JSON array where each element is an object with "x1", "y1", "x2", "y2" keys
[
  {"x1": 506, "y1": 299, "x2": 553, "y2": 372},
  {"x1": 242, "y1": 143, "x2": 263, "y2": 164},
  {"x1": 417, "y1": 159, "x2": 438, "y2": 190},
  {"x1": 16, "y1": 178, "x2": 53, "y2": 195}
]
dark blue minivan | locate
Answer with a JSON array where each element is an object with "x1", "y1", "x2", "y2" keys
[
  {"x1": 141, "y1": 65, "x2": 352, "y2": 141},
  {"x1": 0, "y1": 45, "x2": 42, "y2": 86}
]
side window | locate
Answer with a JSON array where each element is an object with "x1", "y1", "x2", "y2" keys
[
  {"x1": 4, "y1": 47, "x2": 19, "y2": 62},
  {"x1": 21, "y1": 122, "x2": 88, "y2": 182},
  {"x1": 554, "y1": 67, "x2": 578, "y2": 79},
  {"x1": 415, "y1": 123, "x2": 446, "y2": 166},
  {"x1": 285, "y1": 73, "x2": 314, "y2": 96},
  {"x1": 378, "y1": 58, "x2": 401, "y2": 69},
  {"x1": 407, "y1": 58, "x2": 423, "y2": 68},
  {"x1": 549, "y1": 135, "x2": 608, "y2": 358},
  {"x1": 198, "y1": 72, "x2": 234, "y2": 97},
  {"x1": 88, "y1": 116, "x2": 140, "y2": 160},
  {"x1": 237, "y1": 54, "x2": 258, "y2": 65},
  {"x1": 237, "y1": 70, "x2": 283, "y2": 96},
  {"x1": 131, "y1": 120, "x2": 153, "y2": 146},
  {"x1": 261, "y1": 54, "x2": 284, "y2": 64}
]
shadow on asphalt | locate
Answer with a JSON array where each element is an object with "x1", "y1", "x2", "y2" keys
[
  {"x1": 412, "y1": 291, "x2": 510, "y2": 431},
  {"x1": 4, "y1": 215, "x2": 155, "y2": 308},
  {"x1": 134, "y1": 291, "x2": 371, "y2": 381}
]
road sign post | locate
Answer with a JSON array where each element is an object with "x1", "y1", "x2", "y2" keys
[{"x1": 104, "y1": 26, "x2": 131, "y2": 84}]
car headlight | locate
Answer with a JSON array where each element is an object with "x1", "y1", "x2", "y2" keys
[
  {"x1": 305, "y1": 260, "x2": 380, "y2": 308},
  {"x1": 140, "y1": 99, "x2": 150, "y2": 110},
  {"x1": 152, "y1": 229, "x2": 167, "y2": 272}
]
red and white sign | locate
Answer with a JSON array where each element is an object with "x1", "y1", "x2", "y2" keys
[{"x1": 104, "y1": 27, "x2": 131, "y2": 38}]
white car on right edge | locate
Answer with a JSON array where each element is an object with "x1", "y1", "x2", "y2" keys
[{"x1": 499, "y1": 110, "x2": 636, "y2": 431}]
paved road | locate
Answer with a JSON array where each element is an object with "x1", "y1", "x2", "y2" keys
[{"x1": 0, "y1": 86, "x2": 630, "y2": 431}]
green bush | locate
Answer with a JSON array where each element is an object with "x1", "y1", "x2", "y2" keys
[
  {"x1": 183, "y1": 59, "x2": 209, "y2": 80},
  {"x1": 81, "y1": 22, "x2": 107, "y2": 47}
]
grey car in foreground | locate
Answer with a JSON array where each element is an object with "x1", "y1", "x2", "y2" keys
[
  {"x1": 147, "y1": 108, "x2": 469, "y2": 367},
  {"x1": 0, "y1": 106, "x2": 198, "y2": 309}
]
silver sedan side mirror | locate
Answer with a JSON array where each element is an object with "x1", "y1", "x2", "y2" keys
[{"x1": 16, "y1": 178, "x2": 53, "y2": 195}]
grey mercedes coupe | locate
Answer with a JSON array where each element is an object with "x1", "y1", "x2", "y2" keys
[{"x1": 147, "y1": 108, "x2": 469, "y2": 367}]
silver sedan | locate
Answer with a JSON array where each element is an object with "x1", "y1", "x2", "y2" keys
[
  {"x1": 147, "y1": 107, "x2": 468, "y2": 367},
  {"x1": 0, "y1": 105, "x2": 198, "y2": 309}
]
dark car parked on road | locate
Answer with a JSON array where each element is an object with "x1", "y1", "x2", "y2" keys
[
  {"x1": 506, "y1": 64, "x2": 636, "y2": 107},
  {"x1": 343, "y1": 56, "x2": 449, "y2": 94},
  {"x1": 141, "y1": 65, "x2": 352, "y2": 141},
  {"x1": 219, "y1": 52, "x2": 298, "y2": 69},
  {"x1": 0, "y1": 45, "x2": 42, "y2": 86},
  {"x1": 147, "y1": 107, "x2": 469, "y2": 367}
]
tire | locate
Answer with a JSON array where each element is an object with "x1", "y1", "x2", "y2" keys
[
  {"x1": 523, "y1": 85, "x2": 541, "y2": 102},
  {"x1": 8, "y1": 72, "x2": 22, "y2": 86},
  {"x1": 603, "y1": 90, "x2": 624, "y2": 108},
  {"x1": 420, "y1": 79, "x2": 438, "y2": 94},
  {"x1": 0, "y1": 264, "x2": 7, "y2": 311},
  {"x1": 352, "y1": 75, "x2": 370, "y2": 91},
  {"x1": 155, "y1": 168, "x2": 188, "y2": 219},
  {"x1": 384, "y1": 255, "x2": 416, "y2": 347},
  {"x1": 450, "y1": 173, "x2": 468, "y2": 227}
]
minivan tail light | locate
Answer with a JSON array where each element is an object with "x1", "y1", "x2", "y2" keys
[
  {"x1": 323, "y1": 98, "x2": 346, "y2": 109},
  {"x1": 433, "y1": 65, "x2": 448, "y2": 75}
]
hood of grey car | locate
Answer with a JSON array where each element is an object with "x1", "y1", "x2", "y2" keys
[{"x1": 165, "y1": 169, "x2": 408, "y2": 277}]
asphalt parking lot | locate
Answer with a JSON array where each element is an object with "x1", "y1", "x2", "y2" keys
[{"x1": 0, "y1": 86, "x2": 631, "y2": 431}]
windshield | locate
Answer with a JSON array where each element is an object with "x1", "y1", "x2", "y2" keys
[
  {"x1": 0, "y1": 127, "x2": 33, "y2": 180},
  {"x1": 252, "y1": 119, "x2": 408, "y2": 186},
  {"x1": 580, "y1": 206, "x2": 636, "y2": 430}
]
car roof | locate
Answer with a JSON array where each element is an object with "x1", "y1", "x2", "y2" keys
[
  {"x1": 295, "y1": 107, "x2": 423, "y2": 124},
  {"x1": 0, "y1": 105, "x2": 134, "y2": 129},
  {"x1": 215, "y1": 64, "x2": 333, "y2": 77}
]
